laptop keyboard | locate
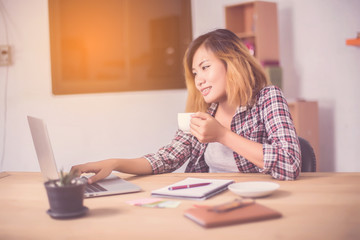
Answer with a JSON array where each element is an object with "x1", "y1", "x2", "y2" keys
[{"x1": 84, "y1": 182, "x2": 107, "y2": 193}]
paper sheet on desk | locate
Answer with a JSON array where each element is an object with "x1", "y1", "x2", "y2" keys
[
  {"x1": 126, "y1": 198, "x2": 181, "y2": 208},
  {"x1": 151, "y1": 177, "x2": 234, "y2": 200}
]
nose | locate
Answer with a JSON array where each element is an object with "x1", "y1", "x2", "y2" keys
[{"x1": 195, "y1": 74, "x2": 206, "y2": 88}]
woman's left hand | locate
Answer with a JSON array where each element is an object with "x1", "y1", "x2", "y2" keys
[{"x1": 190, "y1": 112, "x2": 227, "y2": 143}]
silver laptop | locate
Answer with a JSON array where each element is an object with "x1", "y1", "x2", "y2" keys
[{"x1": 27, "y1": 116, "x2": 142, "y2": 198}]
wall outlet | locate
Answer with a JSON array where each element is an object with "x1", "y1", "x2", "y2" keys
[{"x1": 0, "y1": 45, "x2": 11, "y2": 66}]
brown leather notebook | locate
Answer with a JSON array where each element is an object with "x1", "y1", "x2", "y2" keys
[{"x1": 184, "y1": 202, "x2": 282, "y2": 228}]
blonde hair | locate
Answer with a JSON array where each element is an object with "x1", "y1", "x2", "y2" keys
[{"x1": 184, "y1": 29, "x2": 270, "y2": 112}]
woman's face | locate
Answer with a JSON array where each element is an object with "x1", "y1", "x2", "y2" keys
[{"x1": 192, "y1": 45, "x2": 227, "y2": 104}]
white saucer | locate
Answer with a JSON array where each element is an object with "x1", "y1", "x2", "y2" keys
[{"x1": 228, "y1": 181, "x2": 280, "y2": 198}]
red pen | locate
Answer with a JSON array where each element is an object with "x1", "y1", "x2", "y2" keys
[{"x1": 168, "y1": 182, "x2": 211, "y2": 191}]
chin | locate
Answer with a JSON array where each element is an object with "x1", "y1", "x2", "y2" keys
[
  {"x1": 203, "y1": 94, "x2": 220, "y2": 103},
  {"x1": 203, "y1": 98, "x2": 214, "y2": 104}
]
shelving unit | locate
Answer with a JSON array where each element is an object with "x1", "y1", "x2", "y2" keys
[
  {"x1": 225, "y1": 1, "x2": 279, "y2": 63},
  {"x1": 225, "y1": 1, "x2": 282, "y2": 88}
]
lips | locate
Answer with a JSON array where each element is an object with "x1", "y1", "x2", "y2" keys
[{"x1": 201, "y1": 86, "x2": 212, "y2": 96}]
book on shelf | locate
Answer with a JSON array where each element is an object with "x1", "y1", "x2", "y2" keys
[
  {"x1": 261, "y1": 60, "x2": 280, "y2": 66},
  {"x1": 264, "y1": 65, "x2": 282, "y2": 89}
]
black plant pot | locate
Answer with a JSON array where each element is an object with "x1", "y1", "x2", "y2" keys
[{"x1": 44, "y1": 180, "x2": 88, "y2": 219}]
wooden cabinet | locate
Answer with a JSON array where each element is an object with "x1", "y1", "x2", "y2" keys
[
  {"x1": 225, "y1": 1, "x2": 279, "y2": 63},
  {"x1": 288, "y1": 101, "x2": 320, "y2": 170}
]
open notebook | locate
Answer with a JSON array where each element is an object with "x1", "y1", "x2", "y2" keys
[{"x1": 151, "y1": 177, "x2": 234, "y2": 200}]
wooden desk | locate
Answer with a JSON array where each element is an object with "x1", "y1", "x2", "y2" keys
[{"x1": 1, "y1": 172, "x2": 359, "y2": 240}]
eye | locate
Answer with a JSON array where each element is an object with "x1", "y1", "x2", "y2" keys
[
  {"x1": 202, "y1": 65, "x2": 210, "y2": 71},
  {"x1": 192, "y1": 72, "x2": 197, "y2": 77}
]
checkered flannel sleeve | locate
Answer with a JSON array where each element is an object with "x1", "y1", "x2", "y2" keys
[
  {"x1": 143, "y1": 130, "x2": 193, "y2": 174},
  {"x1": 261, "y1": 87, "x2": 301, "y2": 180}
]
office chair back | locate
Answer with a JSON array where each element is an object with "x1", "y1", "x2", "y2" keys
[{"x1": 298, "y1": 137, "x2": 316, "y2": 172}]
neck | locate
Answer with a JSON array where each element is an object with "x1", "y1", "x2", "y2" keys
[
  {"x1": 217, "y1": 101, "x2": 237, "y2": 116},
  {"x1": 214, "y1": 101, "x2": 237, "y2": 130}
]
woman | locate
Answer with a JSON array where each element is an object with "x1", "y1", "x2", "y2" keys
[{"x1": 71, "y1": 29, "x2": 301, "y2": 181}]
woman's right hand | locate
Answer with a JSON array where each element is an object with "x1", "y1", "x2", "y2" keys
[{"x1": 70, "y1": 159, "x2": 117, "y2": 184}]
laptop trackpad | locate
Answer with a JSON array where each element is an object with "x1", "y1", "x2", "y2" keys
[{"x1": 98, "y1": 177, "x2": 134, "y2": 191}]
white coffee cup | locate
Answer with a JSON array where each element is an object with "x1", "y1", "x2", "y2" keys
[{"x1": 177, "y1": 113, "x2": 194, "y2": 133}]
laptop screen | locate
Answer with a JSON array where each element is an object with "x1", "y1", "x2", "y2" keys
[{"x1": 27, "y1": 116, "x2": 59, "y2": 180}]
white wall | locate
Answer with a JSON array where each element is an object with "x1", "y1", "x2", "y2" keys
[
  {"x1": 0, "y1": 0, "x2": 187, "y2": 172},
  {"x1": 1, "y1": 0, "x2": 360, "y2": 173}
]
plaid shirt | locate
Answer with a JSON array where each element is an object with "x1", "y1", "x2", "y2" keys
[{"x1": 144, "y1": 86, "x2": 301, "y2": 180}]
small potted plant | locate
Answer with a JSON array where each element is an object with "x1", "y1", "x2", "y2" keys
[{"x1": 44, "y1": 170, "x2": 88, "y2": 219}]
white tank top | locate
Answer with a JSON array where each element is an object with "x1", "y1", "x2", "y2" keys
[{"x1": 204, "y1": 142, "x2": 239, "y2": 172}]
